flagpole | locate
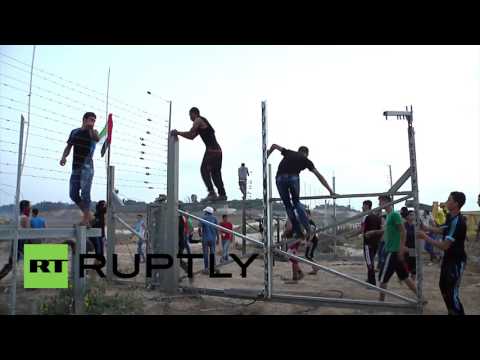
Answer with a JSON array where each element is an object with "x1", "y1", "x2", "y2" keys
[{"x1": 106, "y1": 67, "x2": 111, "y2": 168}]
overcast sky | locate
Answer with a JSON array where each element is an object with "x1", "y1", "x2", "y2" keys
[{"x1": 0, "y1": 45, "x2": 479, "y2": 212}]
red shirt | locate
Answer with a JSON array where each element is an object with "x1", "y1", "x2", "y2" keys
[{"x1": 219, "y1": 221, "x2": 233, "y2": 241}]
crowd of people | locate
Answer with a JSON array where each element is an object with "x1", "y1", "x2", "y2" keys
[{"x1": 1, "y1": 109, "x2": 477, "y2": 316}]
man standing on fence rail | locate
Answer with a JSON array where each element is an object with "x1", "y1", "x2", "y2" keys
[
  {"x1": 171, "y1": 107, "x2": 227, "y2": 202},
  {"x1": 238, "y1": 163, "x2": 249, "y2": 200},
  {"x1": 267, "y1": 143, "x2": 335, "y2": 241},
  {"x1": 60, "y1": 112, "x2": 100, "y2": 226}
]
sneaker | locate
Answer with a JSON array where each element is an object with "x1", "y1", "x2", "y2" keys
[
  {"x1": 201, "y1": 192, "x2": 218, "y2": 202},
  {"x1": 216, "y1": 195, "x2": 228, "y2": 202},
  {"x1": 202, "y1": 269, "x2": 209, "y2": 275},
  {"x1": 308, "y1": 270, "x2": 318, "y2": 275},
  {"x1": 297, "y1": 270, "x2": 305, "y2": 281}
]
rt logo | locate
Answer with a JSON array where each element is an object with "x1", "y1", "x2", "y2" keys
[{"x1": 24, "y1": 244, "x2": 69, "y2": 289}]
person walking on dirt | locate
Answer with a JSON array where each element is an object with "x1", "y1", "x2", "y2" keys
[
  {"x1": 419, "y1": 191, "x2": 467, "y2": 315},
  {"x1": 304, "y1": 210, "x2": 318, "y2": 259},
  {"x1": 199, "y1": 207, "x2": 220, "y2": 274},
  {"x1": 219, "y1": 214, "x2": 234, "y2": 263},
  {"x1": 404, "y1": 210, "x2": 417, "y2": 281},
  {"x1": 60, "y1": 112, "x2": 100, "y2": 225},
  {"x1": 267, "y1": 144, "x2": 335, "y2": 241},
  {"x1": 347, "y1": 200, "x2": 383, "y2": 285},
  {"x1": 133, "y1": 214, "x2": 146, "y2": 262},
  {"x1": 171, "y1": 107, "x2": 227, "y2": 202},
  {"x1": 365, "y1": 195, "x2": 418, "y2": 302},
  {"x1": 476, "y1": 194, "x2": 480, "y2": 241}
]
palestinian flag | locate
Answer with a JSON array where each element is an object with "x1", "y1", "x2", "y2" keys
[{"x1": 99, "y1": 113, "x2": 113, "y2": 157}]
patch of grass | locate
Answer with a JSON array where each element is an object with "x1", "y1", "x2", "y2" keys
[{"x1": 38, "y1": 280, "x2": 144, "y2": 315}]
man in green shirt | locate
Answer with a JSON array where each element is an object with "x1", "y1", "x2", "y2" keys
[{"x1": 365, "y1": 195, "x2": 418, "y2": 301}]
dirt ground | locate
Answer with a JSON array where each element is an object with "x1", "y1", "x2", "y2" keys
[{"x1": 1, "y1": 233, "x2": 479, "y2": 315}]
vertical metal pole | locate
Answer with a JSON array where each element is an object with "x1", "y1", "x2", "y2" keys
[
  {"x1": 168, "y1": 101, "x2": 172, "y2": 134},
  {"x1": 261, "y1": 101, "x2": 271, "y2": 299},
  {"x1": 9, "y1": 114, "x2": 25, "y2": 315},
  {"x1": 389, "y1": 164, "x2": 394, "y2": 210},
  {"x1": 333, "y1": 175, "x2": 337, "y2": 257},
  {"x1": 106, "y1": 68, "x2": 111, "y2": 168},
  {"x1": 267, "y1": 164, "x2": 273, "y2": 297},
  {"x1": 164, "y1": 133, "x2": 179, "y2": 293},
  {"x1": 106, "y1": 166, "x2": 116, "y2": 280},
  {"x1": 407, "y1": 106, "x2": 423, "y2": 313},
  {"x1": 242, "y1": 191, "x2": 246, "y2": 256},
  {"x1": 73, "y1": 225, "x2": 86, "y2": 314}
]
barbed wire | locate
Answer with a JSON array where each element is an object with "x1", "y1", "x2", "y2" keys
[
  {"x1": 0, "y1": 54, "x2": 170, "y2": 119},
  {"x1": 0, "y1": 109, "x2": 168, "y2": 153},
  {"x1": 0, "y1": 170, "x2": 160, "y2": 191},
  {"x1": 1, "y1": 80, "x2": 169, "y2": 133},
  {"x1": 0, "y1": 52, "x2": 170, "y2": 200},
  {"x1": 0, "y1": 149, "x2": 168, "y2": 184},
  {"x1": 0, "y1": 162, "x2": 165, "y2": 186},
  {"x1": 0, "y1": 124, "x2": 167, "y2": 165},
  {"x1": 0, "y1": 97, "x2": 169, "y2": 150}
]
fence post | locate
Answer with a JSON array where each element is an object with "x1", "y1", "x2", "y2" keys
[
  {"x1": 73, "y1": 225, "x2": 86, "y2": 314},
  {"x1": 106, "y1": 165, "x2": 116, "y2": 280}
]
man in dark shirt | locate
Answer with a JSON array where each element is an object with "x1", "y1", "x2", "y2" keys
[
  {"x1": 349, "y1": 200, "x2": 383, "y2": 285},
  {"x1": 419, "y1": 191, "x2": 467, "y2": 315},
  {"x1": 171, "y1": 107, "x2": 227, "y2": 202},
  {"x1": 404, "y1": 210, "x2": 416, "y2": 280},
  {"x1": 60, "y1": 112, "x2": 100, "y2": 225},
  {"x1": 267, "y1": 144, "x2": 335, "y2": 241},
  {"x1": 476, "y1": 194, "x2": 480, "y2": 241},
  {"x1": 361, "y1": 200, "x2": 383, "y2": 285},
  {"x1": 89, "y1": 200, "x2": 106, "y2": 258}
]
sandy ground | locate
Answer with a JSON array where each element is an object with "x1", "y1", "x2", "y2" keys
[{"x1": 1, "y1": 234, "x2": 479, "y2": 315}]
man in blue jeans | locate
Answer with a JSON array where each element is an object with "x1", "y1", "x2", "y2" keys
[
  {"x1": 60, "y1": 112, "x2": 100, "y2": 225},
  {"x1": 267, "y1": 144, "x2": 336, "y2": 242},
  {"x1": 199, "y1": 206, "x2": 220, "y2": 274}
]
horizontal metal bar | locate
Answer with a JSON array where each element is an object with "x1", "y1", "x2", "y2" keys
[
  {"x1": 315, "y1": 195, "x2": 412, "y2": 234},
  {"x1": 271, "y1": 245, "x2": 418, "y2": 304},
  {"x1": 271, "y1": 293, "x2": 417, "y2": 311},
  {"x1": 179, "y1": 286, "x2": 264, "y2": 299},
  {"x1": 114, "y1": 214, "x2": 145, "y2": 241},
  {"x1": 178, "y1": 209, "x2": 264, "y2": 247},
  {"x1": 270, "y1": 191, "x2": 413, "y2": 202},
  {"x1": 177, "y1": 287, "x2": 417, "y2": 312},
  {"x1": 0, "y1": 227, "x2": 101, "y2": 240}
]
